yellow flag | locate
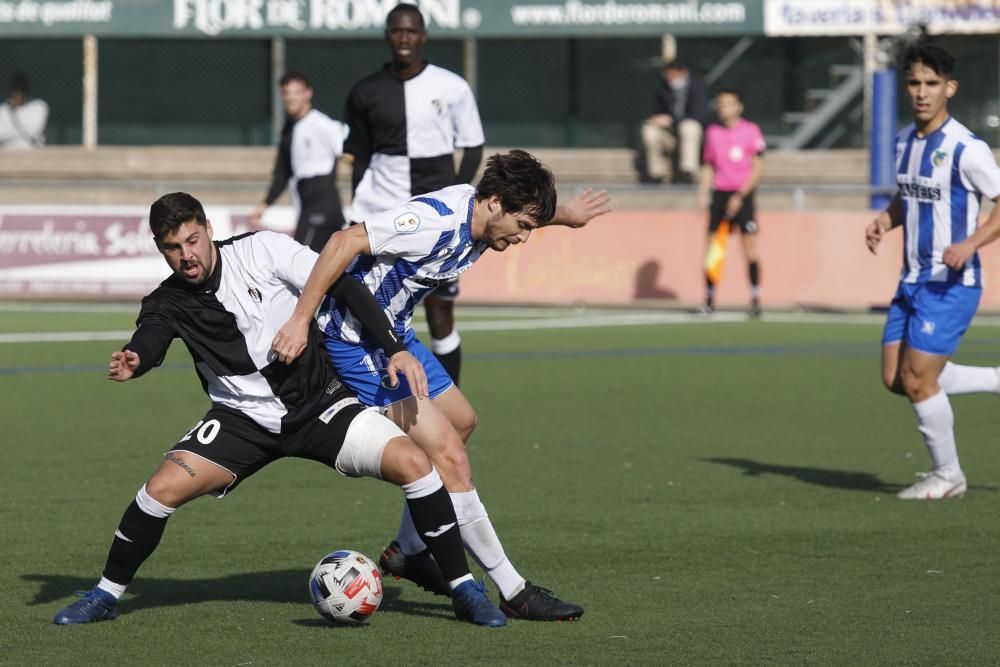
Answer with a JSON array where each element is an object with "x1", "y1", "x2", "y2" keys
[{"x1": 704, "y1": 221, "x2": 731, "y2": 285}]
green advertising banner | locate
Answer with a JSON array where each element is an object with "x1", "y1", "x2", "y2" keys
[{"x1": 0, "y1": 0, "x2": 764, "y2": 37}]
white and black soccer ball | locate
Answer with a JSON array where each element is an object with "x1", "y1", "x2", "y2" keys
[{"x1": 308, "y1": 550, "x2": 383, "y2": 624}]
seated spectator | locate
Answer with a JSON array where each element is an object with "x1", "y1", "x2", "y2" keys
[
  {"x1": 640, "y1": 59, "x2": 709, "y2": 184},
  {"x1": 0, "y1": 73, "x2": 48, "y2": 149}
]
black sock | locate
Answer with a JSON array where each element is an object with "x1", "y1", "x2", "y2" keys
[
  {"x1": 102, "y1": 500, "x2": 169, "y2": 586},
  {"x1": 749, "y1": 261, "x2": 760, "y2": 288},
  {"x1": 705, "y1": 282, "x2": 715, "y2": 307},
  {"x1": 405, "y1": 487, "x2": 469, "y2": 582},
  {"x1": 434, "y1": 347, "x2": 462, "y2": 387}
]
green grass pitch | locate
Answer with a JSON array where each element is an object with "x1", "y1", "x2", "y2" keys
[{"x1": 2, "y1": 307, "x2": 999, "y2": 664}]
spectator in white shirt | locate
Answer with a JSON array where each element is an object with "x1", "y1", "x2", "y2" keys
[{"x1": 0, "y1": 73, "x2": 48, "y2": 149}]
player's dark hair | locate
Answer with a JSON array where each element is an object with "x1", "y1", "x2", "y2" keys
[
  {"x1": 9, "y1": 72, "x2": 29, "y2": 95},
  {"x1": 664, "y1": 59, "x2": 688, "y2": 71},
  {"x1": 149, "y1": 192, "x2": 208, "y2": 240},
  {"x1": 280, "y1": 70, "x2": 311, "y2": 88},
  {"x1": 476, "y1": 150, "x2": 557, "y2": 224},
  {"x1": 386, "y1": 3, "x2": 425, "y2": 30},
  {"x1": 901, "y1": 42, "x2": 954, "y2": 78},
  {"x1": 716, "y1": 87, "x2": 743, "y2": 103}
]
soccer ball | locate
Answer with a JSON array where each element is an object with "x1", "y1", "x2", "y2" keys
[{"x1": 308, "y1": 550, "x2": 383, "y2": 624}]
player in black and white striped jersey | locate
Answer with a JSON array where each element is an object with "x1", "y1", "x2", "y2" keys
[
  {"x1": 344, "y1": 3, "x2": 484, "y2": 387},
  {"x1": 252, "y1": 71, "x2": 349, "y2": 252},
  {"x1": 51, "y1": 192, "x2": 507, "y2": 627}
]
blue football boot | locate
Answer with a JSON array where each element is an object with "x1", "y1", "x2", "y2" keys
[
  {"x1": 451, "y1": 580, "x2": 506, "y2": 627},
  {"x1": 53, "y1": 588, "x2": 119, "y2": 625}
]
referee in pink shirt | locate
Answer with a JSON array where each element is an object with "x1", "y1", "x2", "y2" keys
[{"x1": 696, "y1": 88, "x2": 766, "y2": 316}]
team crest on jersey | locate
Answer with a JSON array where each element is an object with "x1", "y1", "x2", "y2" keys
[
  {"x1": 932, "y1": 149, "x2": 947, "y2": 167},
  {"x1": 431, "y1": 99, "x2": 444, "y2": 115},
  {"x1": 394, "y1": 213, "x2": 421, "y2": 233},
  {"x1": 247, "y1": 286, "x2": 263, "y2": 303}
]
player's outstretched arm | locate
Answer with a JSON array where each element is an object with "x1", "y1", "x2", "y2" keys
[
  {"x1": 272, "y1": 224, "x2": 372, "y2": 364},
  {"x1": 108, "y1": 350, "x2": 140, "y2": 382},
  {"x1": 543, "y1": 188, "x2": 612, "y2": 229}
]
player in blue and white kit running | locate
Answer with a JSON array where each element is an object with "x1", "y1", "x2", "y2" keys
[
  {"x1": 866, "y1": 43, "x2": 1000, "y2": 500},
  {"x1": 273, "y1": 150, "x2": 609, "y2": 620}
]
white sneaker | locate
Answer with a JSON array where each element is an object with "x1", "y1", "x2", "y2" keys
[{"x1": 896, "y1": 472, "x2": 967, "y2": 500}]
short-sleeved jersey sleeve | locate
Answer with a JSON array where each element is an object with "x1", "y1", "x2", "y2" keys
[
  {"x1": 323, "y1": 116, "x2": 349, "y2": 159},
  {"x1": 252, "y1": 231, "x2": 319, "y2": 292},
  {"x1": 452, "y1": 80, "x2": 485, "y2": 149},
  {"x1": 960, "y1": 139, "x2": 1000, "y2": 201},
  {"x1": 364, "y1": 202, "x2": 455, "y2": 259}
]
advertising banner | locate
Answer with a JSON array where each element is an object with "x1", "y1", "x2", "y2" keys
[
  {"x1": 11, "y1": 204, "x2": 1000, "y2": 313},
  {"x1": 0, "y1": 205, "x2": 293, "y2": 298},
  {"x1": 765, "y1": 0, "x2": 1000, "y2": 36},
  {"x1": 0, "y1": 0, "x2": 763, "y2": 37}
]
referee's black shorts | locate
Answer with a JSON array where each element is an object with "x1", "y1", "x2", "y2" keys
[
  {"x1": 168, "y1": 401, "x2": 365, "y2": 496},
  {"x1": 709, "y1": 189, "x2": 758, "y2": 235}
]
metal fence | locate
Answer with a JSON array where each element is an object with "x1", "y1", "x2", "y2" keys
[{"x1": 1, "y1": 33, "x2": 998, "y2": 150}]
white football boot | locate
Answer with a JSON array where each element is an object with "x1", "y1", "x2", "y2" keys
[{"x1": 896, "y1": 471, "x2": 967, "y2": 500}]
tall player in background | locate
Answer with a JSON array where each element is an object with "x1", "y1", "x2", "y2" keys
[
  {"x1": 696, "y1": 88, "x2": 765, "y2": 316},
  {"x1": 343, "y1": 3, "x2": 482, "y2": 387},
  {"x1": 866, "y1": 42, "x2": 1000, "y2": 500},
  {"x1": 251, "y1": 71, "x2": 349, "y2": 252}
]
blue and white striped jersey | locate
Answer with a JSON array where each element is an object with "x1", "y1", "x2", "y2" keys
[
  {"x1": 318, "y1": 184, "x2": 486, "y2": 345},
  {"x1": 895, "y1": 117, "x2": 1000, "y2": 286}
]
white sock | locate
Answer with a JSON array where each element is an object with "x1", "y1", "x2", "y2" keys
[
  {"x1": 96, "y1": 577, "x2": 126, "y2": 600},
  {"x1": 431, "y1": 330, "x2": 461, "y2": 355},
  {"x1": 938, "y1": 362, "x2": 1000, "y2": 395},
  {"x1": 912, "y1": 390, "x2": 962, "y2": 480},
  {"x1": 450, "y1": 489, "x2": 526, "y2": 600},
  {"x1": 393, "y1": 504, "x2": 428, "y2": 555}
]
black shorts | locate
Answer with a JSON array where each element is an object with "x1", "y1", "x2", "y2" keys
[
  {"x1": 168, "y1": 400, "x2": 365, "y2": 496},
  {"x1": 427, "y1": 277, "x2": 460, "y2": 301},
  {"x1": 709, "y1": 190, "x2": 758, "y2": 235}
]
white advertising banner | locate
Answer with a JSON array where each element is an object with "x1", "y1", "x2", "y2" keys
[
  {"x1": 765, "y1": 0, "x2": 1000, "y2": 36},
  {"x1": 0, "y1": 205, "x2": 295, "y2": 300}
]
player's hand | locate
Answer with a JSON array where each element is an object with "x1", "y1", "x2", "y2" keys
[
  {"x1": 250, "y1": 203, "x2": 267, "y2": 227},
  {"x1": 943, "y1": 240, "x2": 975, "y2": 271},
  {"x1": 384, "y1": 351, "x2": 428, "y2": 399},
  {"x1": 725, "y1": 193, "x2": 743, "y2": 220},
  {"x1": 108, "y1": 350, "x2": 140, "y2": 382},
  {"x1": 271, "y1": 316, "x2": 311, "y2": 365},
  {"x1": 648, "y1": 114, "x2": 672, "y2": 129},
  {"x1": 865, "y1": 218, "x2": 885, "y2": 254},
  {"x1": 555, "y1": 188, "x2": 611, "y2": 228}
]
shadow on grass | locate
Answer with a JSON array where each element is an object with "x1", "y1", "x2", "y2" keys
[
  {"x1": 705, "y1": 458, "x2": 902, "y2": 493},
  {"x1": 705, "y1": 457, "x2": 999, "y2": 494},
  {"x1": 23, "y1": 570, "x2": 453, "y2": 622}
]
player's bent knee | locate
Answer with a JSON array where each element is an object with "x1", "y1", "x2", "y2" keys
[
  {"x1": 336, "y1": 407, "x2": 406, "y2": 480},
  {"x1": 449, "y1": 407, "x2": 478, "y2": 442},
  {"x1": 380, "y1": 436, "x2": 434, "y2": 485},
  {"x1": 428, "y1": 440, "x2": 473, "y2": 489}
]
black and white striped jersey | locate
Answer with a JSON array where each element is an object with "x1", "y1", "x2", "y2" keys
[
  {"x1": 265, "y1": 109, "x2": 349, "y2": 214},
  {"x1": 124, "y1": 231, "x2": 353, "y2": 434},
  {"x1": 345, "y1": 62, "x2": 484, "y2": 222}
]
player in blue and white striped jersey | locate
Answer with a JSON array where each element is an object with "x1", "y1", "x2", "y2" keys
[
  {"x1": 273, "y1": 151, "x2": 610, "y2": 620},
  {"x1": 866, "y1": 42, "x2": 1000, "y2": 500}
]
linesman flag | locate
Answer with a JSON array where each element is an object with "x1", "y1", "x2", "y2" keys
[{"x1": 704, "y1": 220, "x2": 731, "y2": 285}]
